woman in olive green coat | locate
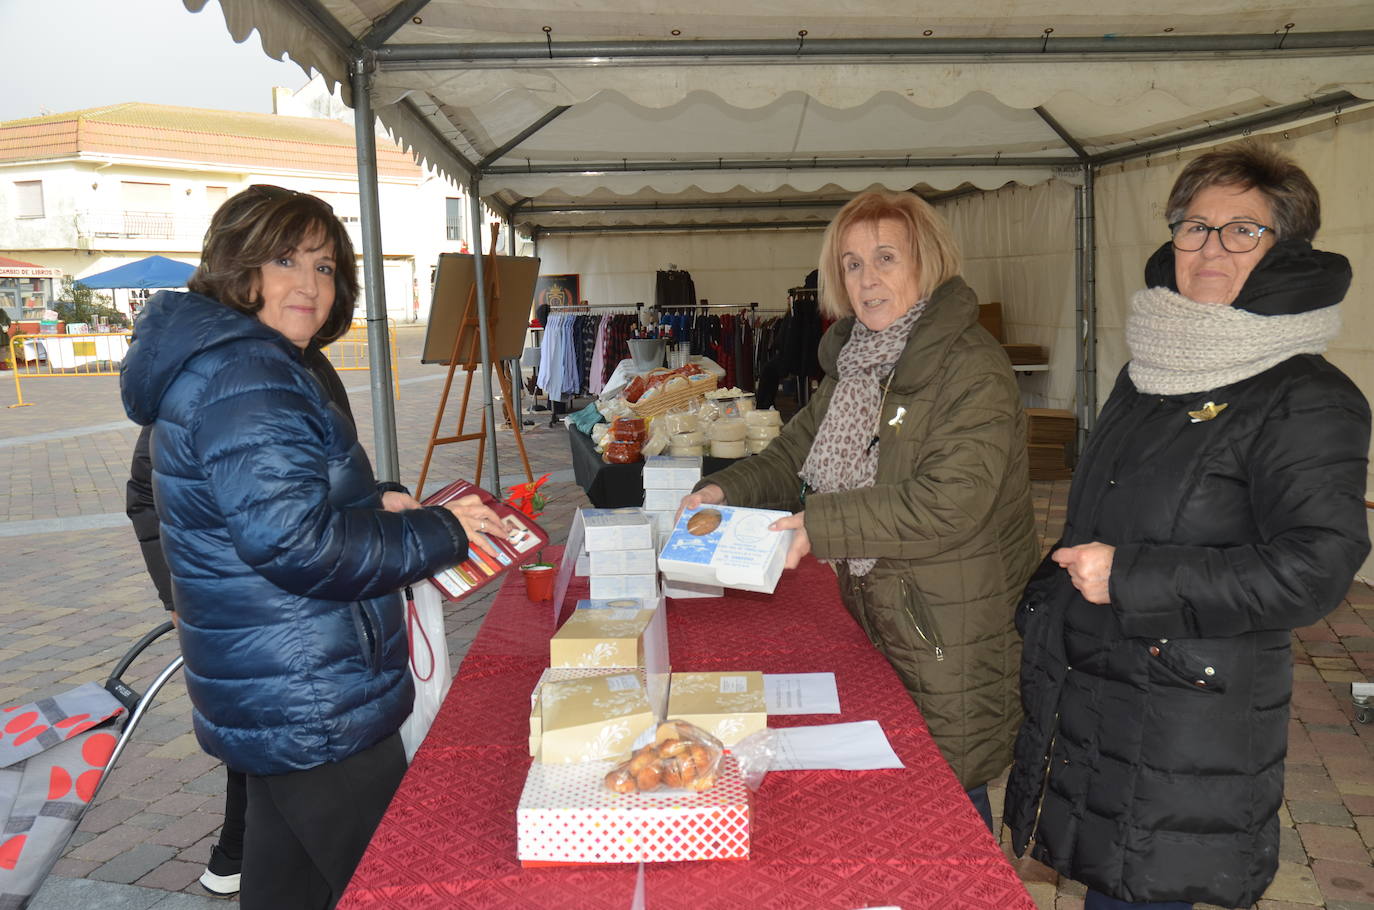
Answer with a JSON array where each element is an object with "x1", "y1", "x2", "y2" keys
[{"x1": 685, "y1": 191, "x2": 1039, "y2": 825}]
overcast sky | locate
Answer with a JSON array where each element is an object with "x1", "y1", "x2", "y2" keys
[{"x1": 0, "y1": 0, "x2": 311, "y2": 122}]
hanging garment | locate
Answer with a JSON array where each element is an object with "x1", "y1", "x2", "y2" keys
[{"x1": 655, "y1": 269, "x2": 696, "y2": 310}]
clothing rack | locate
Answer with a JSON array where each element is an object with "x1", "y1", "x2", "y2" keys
[
  {"x1": 549, "y1": 302, "x2": 645, "y2": 312},
  {"x1": 651, "y1": 300, "x2": 764, "y2": 313}
]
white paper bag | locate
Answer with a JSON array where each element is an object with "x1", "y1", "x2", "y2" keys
[{"x1": 399, "y1": 580, "x2": 452, "y2": 762}]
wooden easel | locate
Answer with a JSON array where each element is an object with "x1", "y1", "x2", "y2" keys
[{"x1": 415, "y1": 225, "x2": 534, "y2": 497}]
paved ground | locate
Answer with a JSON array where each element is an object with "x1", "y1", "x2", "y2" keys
[{"x1": 2, "y1": 324, "x2": 1371, "y2": 909}]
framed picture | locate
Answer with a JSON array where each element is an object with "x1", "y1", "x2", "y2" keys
[{"x1": 534, "y1": 274, "x2": 579, "y2": 316}]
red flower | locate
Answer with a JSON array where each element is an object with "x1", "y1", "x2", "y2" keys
[{"x1": 504, "y1": 473, "x2": 551, "y2": 518}]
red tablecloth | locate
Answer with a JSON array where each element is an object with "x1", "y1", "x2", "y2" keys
[{"x1": 340, "y1": 552, "x2": 1034, "y2": 910}]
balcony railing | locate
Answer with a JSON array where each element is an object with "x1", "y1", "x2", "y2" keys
[
  {"x1": 75, "y1": 209, "x2": 209, "y2": 243},
  {"x1": 72, "y1": 210, "x2": 363, "y2": 246}
]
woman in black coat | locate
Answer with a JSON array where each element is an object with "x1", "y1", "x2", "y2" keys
[{"x1": 1005, "y1": 141, "x2": 1370, "y2": 909}]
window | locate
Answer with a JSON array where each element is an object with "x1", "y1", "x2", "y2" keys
[
  {"x1": 446, "y1": 197, "x2": 465, "y2": 242},
  {"x1": 15, "y1": 180, "x2": 44, "y2": 218},
  {"x1": 121, "y1": 181, "x2": 172, "y2": 209},
  {"x1": 313, "y1": 190, "x2": 360, "y2": 224},
  {"x1": 206, "y1": 186, "x2": 229, "y2": 211},
  {"x1": 121, "y1": 181, "x2": 174, "y2": 238}
]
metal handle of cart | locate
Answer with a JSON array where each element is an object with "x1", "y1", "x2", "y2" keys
[{"x1": 89, "y1": 620, "x2": 185, "y2": 803}]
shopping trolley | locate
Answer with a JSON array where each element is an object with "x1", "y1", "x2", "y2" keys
[{"x1": 0, "y1": 620, "x2": 183, "y2": 908}]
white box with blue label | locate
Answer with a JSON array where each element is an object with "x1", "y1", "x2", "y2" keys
[
  {"x1": 657, "y1": 504, "x2": 793, "y2": 594},
  {"x1": 579, "y1": 508, "x2": 654, "y2": 551}
]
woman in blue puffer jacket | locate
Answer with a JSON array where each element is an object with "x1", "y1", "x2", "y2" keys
[{"x1": 120, "y1": 185, "x2": 502, "y2": 910}]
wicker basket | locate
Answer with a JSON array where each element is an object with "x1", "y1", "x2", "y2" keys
[{"x1": 629, "y1": 371, "x2": 718, "y2": 417}]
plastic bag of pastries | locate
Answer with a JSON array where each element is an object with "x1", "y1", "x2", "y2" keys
[{"x1": 603, "y1": 720, "x2": 725, "y2": 794}]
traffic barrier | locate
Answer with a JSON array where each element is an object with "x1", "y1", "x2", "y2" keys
[
  {"x1": 7, "y1": 332, "x2": 132, "y2": 408},
  {"x1": 323, "y1": 318, "x2": 400, "y2": 400},
  {"x1": 6, "y1": 320, "x2": 400, "y2": 408}
]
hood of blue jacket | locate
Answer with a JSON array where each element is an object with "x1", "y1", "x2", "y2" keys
[{"x1": 121, "y1": 290, "x2": 297, "y2": 426}]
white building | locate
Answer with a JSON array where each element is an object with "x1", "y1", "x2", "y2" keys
[{"x1": 0, "y1": 91, "x2": 483, "y2": 322}]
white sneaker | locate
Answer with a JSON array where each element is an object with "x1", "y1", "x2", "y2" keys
[{"x1": 199, "y1": 845, "x2": 241, "y2": 896}]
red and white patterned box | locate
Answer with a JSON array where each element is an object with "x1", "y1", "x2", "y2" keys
[{"x1": 517, "y1": 755, "x2": 750, "y2": 864}]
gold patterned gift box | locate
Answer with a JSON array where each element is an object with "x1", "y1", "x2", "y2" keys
[
  {"x1": 528, "y1": 667, "x2": 655, "y2": 757},
  {"x1": 666, "y1": 671, "x2": 767, "y2": 746},
  {"x1": 549, "y1": 603, "x2": 655, "y2": 669},
  {"x1": 537, "y1": 673, "x2": 655, "y2": 764}
]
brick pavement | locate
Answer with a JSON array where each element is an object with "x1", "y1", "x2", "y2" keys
[{"x1": 2, "y1": 325, "x2": 1370, "y2": 908}]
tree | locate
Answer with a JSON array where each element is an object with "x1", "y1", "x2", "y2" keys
[{"x1": 54, "y1": 276, "x2": 129, "y2": 328}]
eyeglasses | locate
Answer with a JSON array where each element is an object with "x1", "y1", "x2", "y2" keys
[
  {"x1": 1168, "y1": 219, "x2": 1272, "y2": 253},
  {"x1": 247, "y1": 184, "x2": 332, "y2": 212}
]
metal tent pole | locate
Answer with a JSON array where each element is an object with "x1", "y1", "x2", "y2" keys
[
  {"x1": 468, "y1": 177, "x2": 502, "y2": 492},
  {"x1": 350, "y1": 52, "x2": 401, "y2": 483},
  {"x1": 1074, "y1": 182, "x2": 1087, "y2": 453},
  {"x1": 1081, "y1": 164, "x2": 1098, "y2": 439}
]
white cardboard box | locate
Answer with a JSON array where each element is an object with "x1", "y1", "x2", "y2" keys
[
  {"x1": 646, "y1": 509, "x2": 676, "y2": 542},
  {"x1": 663, "y1": 577, "x2": 724, "y2": 600},
  {"x1": 589, "y1": 573, "x2": 659, "y2": 602},
  {"x1": 658, "y1": 504, "x2": 793, "y2": 594},
  {"x1": 642, "y1": 455, "x2": 702, "y2": 490},
  {"x1": 587, "y1": 548, "x2": 657, "y2": 576},
  {"x1": 642, "y1": 487, "x2": 690, "y2": 513},
  {"x1": 517, "y1": 755, "x2": 750, "y2": 863},
  {"x1": 579, "y1": 508, "x2": 654, "y2": 551}
]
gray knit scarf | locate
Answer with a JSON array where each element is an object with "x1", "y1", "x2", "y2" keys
[
  {"x1": 801, "y1": 302, "x2": 926, "y2": 576},
  {"x1": 1126, "y1": 286, "x2": 1341, "y2": 396}
]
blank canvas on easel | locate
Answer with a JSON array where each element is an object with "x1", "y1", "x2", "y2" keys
[{"x1": 422, "y1": 253, "x2": 541, "y2": 365}]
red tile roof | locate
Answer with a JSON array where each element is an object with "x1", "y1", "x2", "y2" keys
[
  {"x1": 0, "y1": 255, "x2": 53, "y2": 269},
  {"x1": 0, "y1": 103, "x2": 421, "y2": 179}
]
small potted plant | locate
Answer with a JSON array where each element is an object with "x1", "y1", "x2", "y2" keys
[{"x1": 520, "y1": 548, "x2": 556, "y2": 601}]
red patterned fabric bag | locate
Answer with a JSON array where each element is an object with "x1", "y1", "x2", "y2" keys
[{"x1": 0, "y1": 682, "x2": 125, "y2": 906}]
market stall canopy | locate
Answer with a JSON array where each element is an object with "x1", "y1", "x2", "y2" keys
[
  {"x1": 195, "y1": 0, "x2": 1374, "y2": 233},
  {"x1": 75, "y1": 256, "x2": 196, "y2": 290}
]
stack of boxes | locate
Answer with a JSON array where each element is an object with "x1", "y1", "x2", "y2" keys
[
  {"x1": 518, "y1": 594, "x2": 757, "y2": 865},
  {"x1": 532, "y1": 600, "x2": 666, "y2": 762},
  {"x1": 641, "y1": 456, "x2": 724, "y2": 599},
  {"x1": 580, "y1": 508, "x2": 659, "y2": 603},
  {"x1": 641, "y1": 455, "x2": 700, "y2": 543}
]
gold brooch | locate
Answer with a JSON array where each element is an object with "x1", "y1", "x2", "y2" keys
[
  {"x1": 1188, "y1": 401, "x2": 1228, "y2": 423},
  {"x1": 887, "y1": 406, "x2": 907, "y2": 427}
]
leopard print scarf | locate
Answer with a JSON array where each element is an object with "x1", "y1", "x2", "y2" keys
[{"x1": 800, "y1": 301, "x2": 925, "y2": 576}]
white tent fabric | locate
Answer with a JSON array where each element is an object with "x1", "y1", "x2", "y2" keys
[
  {"x1": 189, "y1": 0, "x2": 1374, "y2": 577},
  {"x1": 192, "y1": 0, "x2": 1374, "y2": 220}
]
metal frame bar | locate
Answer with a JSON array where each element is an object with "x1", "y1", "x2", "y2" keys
[
  {"x1": 375, "y1": 30, "x2": 1374, "y2": 66},
  {"x1": 534, "y1": 219, "x2": 831, "y2": 236},
  {"x1": 513, "y1": 197, "x2": 851, "y2": 216},
  {"x1": 485, "y1": 154, "x2": 1077, "y2": 176},
  {"x1": 1090, "y1": 91, "x2": 1359, "y2": 165},
  {"x1": 361, "y1": 0, "x2": 432, "y2": 49},
  {"x1": 478, "y1": 107, "x2": 573, "y2": 169}
]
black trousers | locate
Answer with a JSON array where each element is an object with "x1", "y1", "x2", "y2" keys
[{"x1": 240, "y1": 732, "x2": 406, "y2": 910}]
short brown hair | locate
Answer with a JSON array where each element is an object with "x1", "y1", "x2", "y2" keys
[
  {"x1": 188, "y1": 185, "x2": 358, "y2": 345},
  {"x1": 1165, "y1": 139, "x2": 1321, "y2": 242},
  {"x1": 817, "y1": 191, "x2": 962, "y2": 320}
]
